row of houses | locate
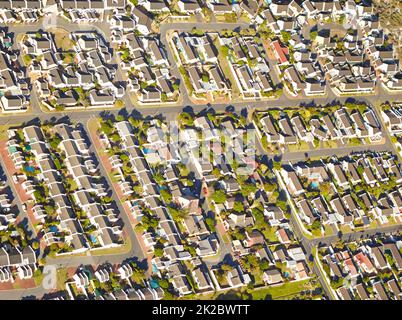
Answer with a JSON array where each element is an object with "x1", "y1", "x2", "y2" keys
[
  {"x1": 7, "y1": 124, "x2": 122, "y2": 255},
  {"x1": 321, "y1": 238, "x2": 402, "y2": 300},
  {"x1": 281, "y1": 152, "x2": 402, "y2": 229},
  {"x1": 116, "y1": 32, "x2": 178, "y2": 104},
  {"x1": 218, "y1": 35, "x2": 274, "y2": 99},
  {"x1": 381, "y1": 105, "x2": 402, "y2": 135},
  {"x1": 172, "y1": 32, "x2": 231, "y2": 100},
  {"x1": 0, "y1": 27, "x2": 29, "y2": 113},
  {"x1": 66, "y1": 263, "x2": 165, "y2": 300},
  {"x1": 0, "y1": 158, "x2": 38, "y2": 284},
  {"x1": 0, "y1": 246, "x2": 37, "y2": 283},
  {"x1": 0, "y1": 0, "x2": 47, "y2": 24},
  {"x1": 21, "y1": 31, "x2": 122, "y2": 110},
  {"x1": 258, "y1": 106, "x2": 382, "y2": 146},
  {"x1": 263, "y1": 0, "x2": 401, "y2": 96},
  {"x1": 185, "y1": 112, "x2": 312, "y2": 289},
  {"x1": 100, "y1": 118, "x2": 222, "y2": 296}
]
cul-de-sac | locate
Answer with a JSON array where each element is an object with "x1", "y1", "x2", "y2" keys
[{"x1": 0, "y1": 0, "x2": 401, "y2": 301}]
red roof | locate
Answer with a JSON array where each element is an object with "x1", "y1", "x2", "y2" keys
[{"x1": 271, "y1": 40, "x2": 289, "y2": 64}]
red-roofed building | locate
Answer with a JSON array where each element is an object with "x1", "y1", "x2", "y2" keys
[
  {"x1": 271, "y1": 40, "x2": 289, "y2": 65},
  {"x1": 276, "y1": 228, "x2": 291, "y2": 244},
  {"x1": 353, "y1": 252, "x2": 376, "y2": 275},
  {"x1": 343, "y1": 258, "x2": 359, "y2": 278}
]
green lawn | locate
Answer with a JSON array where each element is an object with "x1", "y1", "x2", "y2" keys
[
  {"x1": 346, "y1": 138, "x2": 362, "y2": 147},
  {"x1": 340, "y1": 225, "x2": 352, "y2": 233},
  {"x1": 262, "y1": 227, "x2": 278, "y2": 243},
  {"x1": 288, "y1": 141, "x2": 310, "y2": 152},
  {"x1": 57, "y1": 268, "x2": 69, "y2": 291},
  {"x1": 324, "y1": 224, "x2": 334, "y2": 236},
  {"x1": 250, "y1": 279, "x2": 311, "y2": 300},
  {"x1": 90, "y1": 237, "x2": 132, "y2": 256},
  {"x1": 322, "y1": 140, "x2": 338, "y2": 149}
]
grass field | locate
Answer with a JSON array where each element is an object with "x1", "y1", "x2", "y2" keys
[
  {"x1": 250, "y1": 279, "x2": 311, "y2": 300},
  {"x1": 287, "y1": 141, "x2": 310, "y2": 152}
]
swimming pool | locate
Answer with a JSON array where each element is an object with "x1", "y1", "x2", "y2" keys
[
  {"x1": 310, "y1": 181, "x2": 319, "y2": 189},
  {"x1": 150, "y1": 279, "x2": 160, "y2": 289},
  {"x1": 142, "y1": 148, "x2": 153, "y2": 154},
  {"x1": 89, "y1": 235, "x2": 98, "y2": 244},
  {"x1": 24, "y1": 166, "x2": 35, "y2": 173}
]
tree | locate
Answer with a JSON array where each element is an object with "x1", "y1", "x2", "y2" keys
[
  {"x1": 49, "y1": 136, "x2": 61, "y2": 150},
  {"x1": 116, "y1": 115, "x2": 125, "y2": 122},
  {"x1": 273, "y1": 161, "x2": 282, "y2": 171},
  {"x1": 211, "y1": 189, "x2": 227, "y2": 204},
  {"x1": 100, "y1": 120, "x2": 114, "y2": 136},
  {"x1": 319, "y1": 181, "x2": 332, "y2": 197},
  {"x1": 205, "y1": 217, "x2": 216, "y2": 233},
  {"x1": 241, "y1": 183, "x2": 257, "y2": 197},
  {"x1": 31, "y1": 241, "x2": 40, "y2": 250},
  {"x1": 178, "y1": 112, "x2": 194, "y2": 127},
  {"x1": 233, "y1": 201, "x2": 244, "y2": 213},
  {"x1": 154, "y1": 246, "x2": 164, "y2": 257},
  {"x1": 141, "y1": 214, "x2": 159, "y2": 230},
  {"x1": 201, "y1": 73, "x2": 210, "y2": 83},
  {"x1": 159, "y1": 279, "x2": 169, "y2": 289},
  {"x1": 168, "y1": 206, "x2": 188, "y2": 221},
  {"x1": 34, "y1": 188, "x2": 46, "y2": 203},
  {"x1": 260, "y1": 259, "x2": 270, "y2": 271},
  {"x1": 280, "y1": 31, "x2": 291, "y2": 44},
  {"x1": 130, "y1": 262, "x2": 146, "y2": 283},
  {"x1": 221, "y1": 264, "x2": 232, "y2": 272},
  {"x1": 220, "y1": 45, "x2": 230, "y2": 57},
  {"x1": 275, "y1": 199, "x2": 287, "y2": 212},
  {"x1": 160, "y1": 189, "x2": 172, "y2": 203},
  {"x1": 310, "y1": 31, "x2": 318, "y2": 41},
  {"x1": 311, "y1": 219, "x2": 322, "y2": 231}
]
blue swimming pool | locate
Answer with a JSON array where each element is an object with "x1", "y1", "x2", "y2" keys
[
  {"x1": 150, "y1": 279, "x2": 160, "y2": 289},
  {"x1": 90, "y1": 235, "x2": 97, "y2": 244},
  {"x1": 142, "y1": 148, "x2": 152, "y2": 154},
  {"x1": 152, "y1": 263, "x2": 158, "y2": 274},
  {"x1": 310, "y1": 181, "x2": 319, "y2": 189},
  {"x1": 24, "y1": 166, "x2": 35, "y2": 172}
]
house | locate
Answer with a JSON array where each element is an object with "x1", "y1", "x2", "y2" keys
[
  {"x1": 226, "y1": 267, "x2": 244, "y2": 288},
  {"x1": 271, "y1": 40, "x2": 289, "y2": 65},
  {"x1": 291, "y1": 116, "x2": 313, "y2": 142},
  {"x1": 276, "y1": 228, "x2": 291, "y2": 244},
  {"x1": 278, "y1": 117, "x2": 297, "y2": 144},
  {"x1": 373, "y1": 281, "x2": 389, "y2": 300},
  {"x1": 262, "y1": 269, "x2": 283, "y2": 285},
  {"x1": 132, "y1": 6, "x2": 153, "y2": 36},
  {"x1": 281, "y1": 169, "x2": 305, "y2": 196},
  {"x1": 177, "y1": 0, "x2": 202, "y2": 13},
  {"x1": 117, "y1": 264, "x2": 133, "y2": 280},
  {"x1": 355, "y1": 283, "x2": 370, "y2": 300},
  {"x1": 73, "y1": 271, "x2": 90, "y2": 290},
  {"x1": 260, "y1": 115, "x2": 280, "y2": 142},
  {"x1": 387, "y1": 279, "x2": 402, "y2": 300},
  {"x1": 243, "y1": 230, "x2": 264, "y2": 248},
  {"x1": 382, "y1": 107, "x2": 402, "y2": 134},
  {"x1": 353, "y1": 252, "x2": 376, "y2": 275},
  {"x1": 337, "y1": 287, "x2": 354, "y2": 300},
  {"x1": 0, "y1": 95, "x2": 25, "y2": 112},
  {"x1": 192, "y1": 267, "x2": 214, "y2": 292}
]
